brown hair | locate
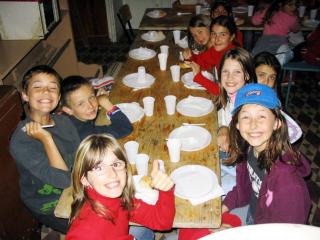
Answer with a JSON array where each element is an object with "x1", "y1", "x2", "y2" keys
[{"x1": 70, "y1": 134, "x2": 135, "y2": 223}]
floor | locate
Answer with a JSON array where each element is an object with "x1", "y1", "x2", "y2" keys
[{"x1": 74, "y1": 37, "x2": 320, "y2": 229}]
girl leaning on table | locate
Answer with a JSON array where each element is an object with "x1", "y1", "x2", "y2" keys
[
  {"x1": 222, "y1": 83, "x2": 311, "y2": 224},
  {"x1": 66, "y1": 134, "x2": 175, "y2": 240},
  {"x1": 9, "y1": 65, "x2": 81, "y2": 233},
  {"x1": 185, "y1": 15, "x2": 239, "y2": 95}
]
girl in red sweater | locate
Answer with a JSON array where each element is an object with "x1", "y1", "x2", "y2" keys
[
  {"x1": 66, "y1": 134, "x2": 175, "y2": 240},
  {"x1": 188, "y1": 15, "x2": 238, "y2": 95}
]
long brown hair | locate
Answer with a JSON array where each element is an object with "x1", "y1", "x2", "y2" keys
[
  {"x1": 69, "y1": 134, "x2": 135, "y2": 223},
  {"x1": 225, "y1": 107, "x2": 300, "y2": 172}
]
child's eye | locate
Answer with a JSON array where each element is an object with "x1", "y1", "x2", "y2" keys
[
  {"x1": 112, "y1": 161, "x2": 125, "y2": 170},
  {"x1": 92, "y1": 165, "x2": 103, "y2": 171}
]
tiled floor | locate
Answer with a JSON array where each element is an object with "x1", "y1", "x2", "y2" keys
[{"x1": 75, "y1": 39, "x2": 320, "y2": 227}]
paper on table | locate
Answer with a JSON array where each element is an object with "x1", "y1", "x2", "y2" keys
[{"x1": 188, "y1": 185, "x2": 224, "y2": 205}]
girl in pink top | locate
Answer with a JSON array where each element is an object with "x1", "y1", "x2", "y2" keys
[{"x1": 251, "y1": 0, "x2": 299, "y2": 56}]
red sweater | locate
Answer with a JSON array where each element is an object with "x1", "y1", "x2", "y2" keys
[
  {"x1": 191, "y1": 43, "x2": 236, "y2": 95},
  {"x1": 66, "y1": 187, "x2": 175, "y2": 240}
]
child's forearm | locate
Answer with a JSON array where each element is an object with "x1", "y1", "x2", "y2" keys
[{"x1": 42, "y1": 136, "x2": 68, "y2": 171}]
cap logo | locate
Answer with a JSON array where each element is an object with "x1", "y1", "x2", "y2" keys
[{"x1": 245, "y1": 90, "x2": 261, "y2": 97}]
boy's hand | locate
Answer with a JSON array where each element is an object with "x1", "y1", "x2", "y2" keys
[
  {"x1": 217, "y1": 127, "x2": 230, "y2": 152},
  {"x1": 25, "y1": 122, "x2": 52, "y2": 142},
  {"x1": 182, "y1": 48, "x2": 192, "y2": 60},
  {"x1": 150, "y1": 160, "x2": 174, "y2": 191},
  {"x1": 96, "y1": 88, "x2": 109, "y2": 96},
  {"x1": 96, "y1": 94, "x2": 114, "y2": 111}
]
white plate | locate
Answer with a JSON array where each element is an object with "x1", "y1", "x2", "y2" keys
[
  {"x1": 116, "y1": 103, "x2": 144, "y2": 123},
  {"x1": 232, "y1": 6, "x2": 248, "y2": 14},
  {"x1": 199, "y1": 224, "x2": 320, "y2": 240},
  {"x1": 303, "y1": 20, "x2": 320, "y2": 28},
  {"x1": 129, "y1": 47, "x2": 157, "y2": 61},
  {"x1": 181, "y1": 71, "x2": 214, "y2": 90},
  {"x1": 168, "y1": 126, "x2": 211, "y2": 151},
  {"x1": 171, "y1": 165, "x2": 218, "y2": 199},
  {"x1": 122, "y1": 73, "x2": 155, "y2": 89},
  {"x1": 146, "y1": 10, "x2": 167, "y2": 18},
  {"x1": 141, "y1": 31, "x2": 165, "y2": 42},
  {"x1": 177, "y1": 95, "x2": 213, "y2": 117}
]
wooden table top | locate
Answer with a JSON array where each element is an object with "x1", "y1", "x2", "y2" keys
[
  {"x1": 139, "y1": 7, "x2": 315, "y2": 32},
  {"x1": 109, "y1": 32, "x2": 222, "y2": 228}
]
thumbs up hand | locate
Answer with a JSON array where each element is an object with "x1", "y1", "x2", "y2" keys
[{"x1": 150, "y1": 160, "x2": 174, "y2": 192}]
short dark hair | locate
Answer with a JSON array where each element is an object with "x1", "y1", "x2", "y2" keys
[
  {"x1": 210, "y1": 15, "x2": 238, "y2": 38},
  {"x1": 61, "y1": 75, "x2": 92, "y2": 107},
  {"x1": 22, "y1": 65, "x2": 62, "y2": 92},
  {"x1": 210, "y1": 1, "x2": 232, "y2": 17}
]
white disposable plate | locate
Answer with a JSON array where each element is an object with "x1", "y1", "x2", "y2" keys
[
  {"x1": 168, "y1": 125, "x2": 211, "y2": 151},
  {"x1": 176, "y1": 95, "x2": 213, "y2": 117},
  {"x1": 141, "y1": 31, "x2": 166, "y2": 42},
  {"x1": 171, "y1": 165, "x2": 217, "y2": 199},
  {"x1": 232, "y1": 6, "x2": 248, "y2": 14},
  {"x1": 122, "y1": 73, "x2": 155, "y2": 89},
  {"x1": 146, "y1": 10, "x2": 167, "y2": 18},
  {"x1": 181, "y1": 71, "x2": 214, "y2": 90},
  {"x1": 116, "y1": 103, "x2": 144, "y2": 123},
  {"x1": 303, "y1": 20, "x2": 320, "y2": 28},
  {"x1": 199, "y1": 224, "x2": 320, "y2": 240},
  {"x1": 129, "y1": 47, "x2": 156, "y2": 61}
]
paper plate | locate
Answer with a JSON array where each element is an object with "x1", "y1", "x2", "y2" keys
[
  {"x1": 171, "y1": 165, "x2": 218, "y2": 199},
  {"x1": 116, "y1": 103, "x2": 144, "y2": 123},
  {"x1": 199, "y1": 224, "x2": 320, "y2": 240},
  {"x1": 232, "y1": 6, "x2": 248, "y2": 14},
  {"x1": 303, "y1": 20, "x2": 320, "y2": 28},
  {"x1": 168, "y1": 126, "x2": 211, "y2": 151},
  {"x1": 181, "y1": 71, "x2": 214, "y2": 90},
  {"x1": 176, "y1": 95, "x2": 214, "y2": 117},
  {"x1": 129, "y1": 47, "x2": 156, "y2": 61},
  {"x1": 122, "y1": 73, "x2": 155, "y2": 89},
  {"x1": 141, "y1": 31, "x2": 166, "y2": 42},
  {"x1": 146, "y1": 10, "x2": 167, "y2": 18}
]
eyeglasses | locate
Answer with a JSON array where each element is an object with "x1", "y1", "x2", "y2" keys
[{"x1": 90, "y1": 160, "x2": 126, "y2": 175}]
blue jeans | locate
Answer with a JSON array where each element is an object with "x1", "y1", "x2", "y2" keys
[
  {"x1": 129, "y1": 226, "x2": 155, "y2": 240},
  {"x1": 219, "y1": 150, "x2": 236, "y2": 197}
]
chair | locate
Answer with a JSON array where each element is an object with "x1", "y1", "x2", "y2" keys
[
  {"x1": 117, "y1": 4, "x2": 135, "y2": 44},
  {"x1": 280, "y1": 61, "x2": 320, "y2": 109}
]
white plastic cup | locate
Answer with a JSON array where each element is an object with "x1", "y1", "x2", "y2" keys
[
  {"x1": 135, "y1": 153, "x2": 149, "y2": 176},
  {"x1": 158, "y1": 53, "x2": 168, "y2": 71},
  {"x1": 298, "y1": 6, "x2": 306, "y2": 18},
  {"x1": 143, "y1": 96, "x2": 155, "y2": 117},
  {"x1": 310, "y1": 9, "x2": 318, "y2": 20},
  {"x1": 195, "y1": 5, "x2": 201, "y2": 15},
  {"x1": 164, "y1": 95, "x2": 176, "y2": 115},
  {"x1": 160, "y1": 45, "x2": 169, "y2": 54},
  {"x1": 170, "y1": 65, "x2": 181, "y2": 82},
  {"x1": 248, "y1": 5, "x2": 254, "y2": 17},
  {"x1": 167, "y1": 138, "x2": 182, "y2": 163},
  {"x1": 173, "y1": 30, "x2": 181, "y2": 44},
  {"x1": 124, "y1": 141, "x2": 139, "y2": 164},
  {"x1": 137, "y1": 66, "x2": 146, "y2": 82}
]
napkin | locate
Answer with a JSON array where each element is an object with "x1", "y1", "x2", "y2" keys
[
  {"x1": 177, "y1": 36, "x2": 188, "y2": 49},
  {"x1": 133, "y1": 175, "x2": 159, "y2": 205},
  {"x1": 90, "y1": 75, "x2": 114, "y2": 91},
  {"x1": 188, "y1": 184, "x2": 224, "y2": 206}
]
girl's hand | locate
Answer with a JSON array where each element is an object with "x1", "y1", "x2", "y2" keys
[
  {"x1": 217, "y1": 127, "x2": 230, "y2": 152},
  {"x1": 150, "y1": 160, "x2": 174, "y2": 191},
  {"x1": 25, "y1": 122, "x2": 51, "y2": 142},
  {"x1": 97, "y1": 94, "x2": 114, "y2": 111},
  {"x1": 182, "y1": 48, "x2": 192, "y2": 60},
  {"x1": 189, "y1": 61, "x2": 200, "y2": 75}
]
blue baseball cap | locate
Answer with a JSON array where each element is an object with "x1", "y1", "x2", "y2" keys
[{"x1": 232, "y1": 83, "x2": 280, "y2": 115}]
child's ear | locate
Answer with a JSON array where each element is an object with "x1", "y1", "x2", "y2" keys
[
  {"x1": 273, "y1": 119, "x2": 282, "y2": 130},
  {"x1": 21, "y1": 91, "x2": 29, "y2": 103},
  {"x1": 80, "y1": 176, "x2": 91, "y2": 188},
  {"x1": 62, "y1": 106, "x2": 74, "y2": 116}
]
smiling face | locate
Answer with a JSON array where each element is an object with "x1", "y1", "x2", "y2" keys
[
  {"x1": 210, "y1": 24, "x2": 234, "y2": 51},
  {"x1": 221, "y1": 58, "x2": 246, "y2": 94},
  {"x1": 190, "y1": 26, "x2": 211, "y2": 47},
  {"x1": 256, "y1": 64, "x2": 277, "y2": 88},
  {"x1": 22, "y1": 73, "x2": 60, "y2": 117},
  {"x1": 63, "y1": 84, "x2": 98, "y2": 121},
  {"x1": 237, "y1": 104, "x2": 280, "y2": 154},
  {"x1": 81, "y1": 149, "x2": 127, "y2": 198}
]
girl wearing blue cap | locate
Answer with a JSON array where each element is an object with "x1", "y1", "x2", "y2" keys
[{"x1": 222, "y1": 83, "x2": 311, "y2": 224}]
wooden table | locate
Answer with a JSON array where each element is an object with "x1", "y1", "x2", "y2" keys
[{"x1": 110, "y1": 32, "x2": 221, "y2": 228}]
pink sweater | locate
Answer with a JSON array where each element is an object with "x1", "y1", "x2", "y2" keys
[{"x1": 252, "y1": 9, "x2": 299, "y2": 36}]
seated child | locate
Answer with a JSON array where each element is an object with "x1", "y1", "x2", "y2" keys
[
  {"x1": 66, "y1": 134, "x2": 175, "y2": 239},
  {"x1": 61, "y1": 75, "x2": 132, "y2": 140},
  {"x1": 10, "y1": 65, "x2": 81, "y2": 233}
]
